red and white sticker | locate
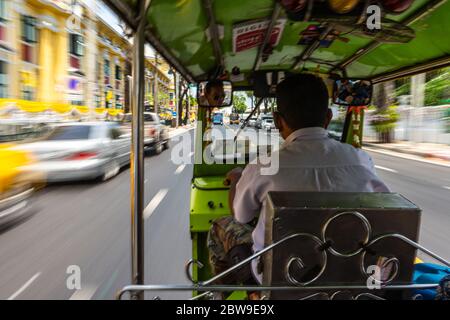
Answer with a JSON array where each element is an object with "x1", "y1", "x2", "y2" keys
[{"x1": 232, "y1": 19, "x2": 286, "y2": 53}]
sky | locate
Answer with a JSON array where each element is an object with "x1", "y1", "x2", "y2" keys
[
  {"x1": 82, "y1": 0, "x2": 123, "y2": 34},
  {"x1": 82, "y1": 0, "x2": 156, "y2": 57}
]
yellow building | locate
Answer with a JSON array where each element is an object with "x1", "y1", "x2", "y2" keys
[
  {"x1": 95, "y1": 16, "x2": 130, "y2": 111},
  {"x1": 0, "y1": 0, "x2": 72, "y2": 103},
  {"x1": 0, "y1": 0, "x2": 168, "y2": 116},
  {"x1": 144, "y1": 56, "x2": 171, "y2": 110}
]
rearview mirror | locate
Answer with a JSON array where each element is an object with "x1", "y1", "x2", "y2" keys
[
  {"x1": 197, "y1": 80, "x2": 233, "y2": 108},
  {"x1": 333, "y1": 79, "x2": 373, "y2": 106}
]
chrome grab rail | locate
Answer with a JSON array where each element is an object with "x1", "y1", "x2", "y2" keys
[
  {"x1": 116, "y1": 283, "x2": 440, "y2": 300},
  {"x1": 117, "y1": 211, "x2": 450, "y2": 300}
]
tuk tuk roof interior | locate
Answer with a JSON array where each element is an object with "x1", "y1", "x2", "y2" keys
[{"x1": 106, "y1": 0, "x2": 449, "y2": 85}]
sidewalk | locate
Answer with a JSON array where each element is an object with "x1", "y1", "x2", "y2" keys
[
  {"x1": 363, "y1": 140, "x2": 450, "y2": 162},
  {"x1": 167, "y1": 124, "x2": 195, "y2": 138}
]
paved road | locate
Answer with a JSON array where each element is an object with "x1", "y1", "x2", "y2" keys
[
  {"x1": 365, "y1": 148, "x2": 450, "y2": 264},
  {"x1": 0, "y1": 125, "x2": 448, "y2": 299},
  {"x1": 0, "y1": 128, "x2": 195, "y2": 300}
]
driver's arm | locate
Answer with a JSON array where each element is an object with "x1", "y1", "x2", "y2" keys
[{"x1": 231, "y1": 164, "x2": 262, "y2": 224}]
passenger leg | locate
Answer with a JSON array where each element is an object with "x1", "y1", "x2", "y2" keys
[{"x1": 207, "y1": 216, "x2": 254, "y2": 285}]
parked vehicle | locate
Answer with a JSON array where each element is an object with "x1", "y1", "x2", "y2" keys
[
  {"x1": 261, "y1": 115, "x2": 276, "y2": 131},
  {"x1": 229, "y1": 113, "x2": 240, "y2": 125},
  {"x1": 212, "y1": 112, "x2": 224, "y2": 125},
  {"x1": 256, "y1": 114, "x2": 273, "y2": 129},
  {"x1": 0, "y1": 144, "x2": 39, "y2": 228},
  {"x1": 15, "y1": 122, "x2": 131, "y2": 183},
  {"x1": 247, "y1": 116, "x2": 258, "y2": 127},
  {"x1": 122, "y1": 112, "x2": 169, "y2": 154}
]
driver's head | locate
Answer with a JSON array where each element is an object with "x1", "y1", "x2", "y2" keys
[
  {"x1": 205, "y1": 79, "x2": 225, "y2": 107},
  {"x1": 275, "y1": 74, "x2": 332, "y2": 139}
]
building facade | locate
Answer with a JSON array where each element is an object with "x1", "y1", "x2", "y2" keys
[
  {"x1": 0, "y1": 0, "x2": 171, "y2": 116},
  {"x1": 144, "y1": 55, "x2": 171, "y2": 111},
  {"x1": 0, "y1": 0, "x2": 72, "y2": 103},
  {"x1": 95, "y1": 15, "x2": 130, "y2": 111}
]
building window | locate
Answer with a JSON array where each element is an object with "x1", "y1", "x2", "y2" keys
[
  {"x1": 20, "y1": 71, "x2": 36, "y2": 100},
  {"x1": 0, "y1": 0, "x2": 7, "y2": 21},
  {"x1": 0, "y1": 60, "x2": 7, "y2": 98},
  {"x1": 22, "y1": 16, "x2": 37, "y2": 43},
  {"x1": 104, "y1": 59, "x2": 110, "y2": 85},
  {"x1": 69, "y1": 34, "x2": 84, "y2": 71},
  {"x1": 0, "y1": 0, "x2": 7, "y2": 43},
  {"x1": 22, "y1": 86, "x2": 35, "y2": 100},
  {"x1": 95, "y1": 94, "x2": 101, "y2": 108},
  {"x1": 115, "y1": 95, "x2": 122, "y2": 109},
  {"x1": 105, "y1": 90, "x2": 112, "y2": 109},
  {"x1": 0, "y1": 24, "x2": 5, "y2": 42},
  {"x1": 21, "y1": 16, "x2": 37, "y2": 63},
  {"x1": 115, "y1": 65, "x2": 121, "y2": 80},
  {"x1": 69, "y1": 33, "x2": 84, "y2": 56}
]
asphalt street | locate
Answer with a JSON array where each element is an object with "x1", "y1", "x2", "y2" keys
[{"x1": 0, "y1": 125, "x2": 448, "y2": 299}]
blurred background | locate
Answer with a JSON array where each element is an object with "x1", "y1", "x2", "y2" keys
[{"x1": 0, "y1": 0, "x2": 448, "y2": 300}]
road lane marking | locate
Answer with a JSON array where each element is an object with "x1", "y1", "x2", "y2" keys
[
  {"x1": 364, "y1": 147, "x2": 450, "y2": 168},
  {"x1": 144, "y1": 189, "x2": 168, "y2": 219},
  {"x1": 175, "y1": 164, "x2": 186, "y2": 175},
  {"x1": 188, "y1": 152, "x2": 194, "y2": 157},
  {"x1": 443, "y1": 186, "x2": 450, "y2": 190},
  {"x1": 7, "y1": 272, "x2": 41, "y2": 300},
  {"x1": 375, "y1": 165, "x2": 398, "y2": 173},
  {"x1": 69, "y1": 284, "x2": 98, "y2": 300}
]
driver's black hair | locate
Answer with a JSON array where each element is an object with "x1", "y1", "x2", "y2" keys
[
  {"x1": 205, "y1": 79, "x2": 224, "y2": 93},
  {"x1": 276, "y1": 73, "x2": 329, "y2": 130}
]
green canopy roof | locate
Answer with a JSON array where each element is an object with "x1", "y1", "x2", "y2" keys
[{"x1": 106, "y1": 0, "x2": 450, "y2": 84}]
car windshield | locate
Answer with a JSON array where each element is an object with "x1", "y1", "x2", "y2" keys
[
  {"x1": 46, "y1": 126, "x2": 91, "y2": 141},
  {"x1": 144, "y1": 114, "x2": 155, "y2": 122}
]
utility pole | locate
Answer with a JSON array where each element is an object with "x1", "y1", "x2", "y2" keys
[
  {"x1": 173, "y1": 70, "x2": 178, "y2": 127},
  {"x1": 411, "y1": 73, "x2": 426, "y2": 142},
  {"x1": 178, "y1": 78, "x2": 186, "y2": 126},
  {"x1": 186, "y1": 88, "x2": 190, "y2": 125},
  {"x1": 153, "y1": 53, "x2": 159, "y2": 114}
]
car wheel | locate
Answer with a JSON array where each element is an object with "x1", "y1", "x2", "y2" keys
[
  {"x1": 102, "y1": 161, "x2": 120, "y2": 181},
  {"x1": 154, "y1": 141, "x2": 163, "y2": 154},
  {"x1": 163, "y1": 140, "x2": 170, "y2": 150}
]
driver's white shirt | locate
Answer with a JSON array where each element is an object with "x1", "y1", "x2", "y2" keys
[{"x1": 233, "y1": 127, "x2": 390, "y2": 282}]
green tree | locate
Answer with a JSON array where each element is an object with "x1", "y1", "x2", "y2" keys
[
  {"x1": 233, "y1": 93, "x2": 248, "y2": 114},
  {"x1": 424, "y1": 71, "x2": 450, "y2": 106}
]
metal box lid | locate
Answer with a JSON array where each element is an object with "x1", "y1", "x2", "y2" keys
[{"x1": 262, "y1": 192, "x2": 421, "y2": 300}]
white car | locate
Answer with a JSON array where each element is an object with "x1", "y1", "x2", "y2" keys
[
  {"x1": 261, "y1": 117, "x2": 276, "y2": 131},
  {"x1": 248, "y1": 117, "x2": 257, "y2": 127},
  {"x1": 16, "y1": 122, "x2": 131, "y2": 183}
]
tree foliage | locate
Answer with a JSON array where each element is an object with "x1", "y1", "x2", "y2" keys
[{"x1": 233, "y1": 93, "x2": 248, "y2": 114}]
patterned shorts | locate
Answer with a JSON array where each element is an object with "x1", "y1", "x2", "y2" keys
[{"x1": 207, "y1": 216, "x2": 254, "y2": 283}]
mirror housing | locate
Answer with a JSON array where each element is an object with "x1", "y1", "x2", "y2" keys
[
  {"x1": 333, "y1": 79, "x2": 373, "y2": 106},
  {"x1": 197, "y1": 80, "x2": 233, "y2": 108}
]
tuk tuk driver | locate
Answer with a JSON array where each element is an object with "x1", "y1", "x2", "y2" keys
[
  {"x1": 207, "y1": 73, "x2": 390, "y2": 287},
  {"x1": 201, "y1": 79, "x2": 226, "y2": 107}
]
